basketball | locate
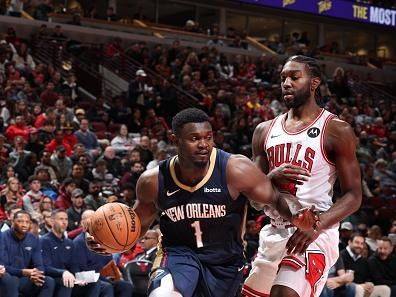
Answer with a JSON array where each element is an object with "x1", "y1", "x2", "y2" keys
[{"x1": 88, "y1": 203, "x2": 141, "y2": 253}]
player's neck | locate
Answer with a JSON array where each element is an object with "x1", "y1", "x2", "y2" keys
[
  {"x1": 288, "y1": 101, "x2": 321, "y2": 123},
  {"x1": 175, "y1": 157, "x2": 209, "y2": 186}
]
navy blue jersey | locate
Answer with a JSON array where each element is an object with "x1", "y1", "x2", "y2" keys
[{"x1": 158, "y1": 148, "x2": 247, "y2": 265}]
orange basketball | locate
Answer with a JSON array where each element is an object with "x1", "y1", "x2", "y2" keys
[{"x1": 88, "y1": 203, "x2": 141, "y2": 253}]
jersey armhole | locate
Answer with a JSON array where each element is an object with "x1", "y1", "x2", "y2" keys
[
  {"x1": 321, "y1": 115, "x2": 337, "y2": 166},
  {"x1": 263, "y1": 117, "x2": 278, "y2": 151}
]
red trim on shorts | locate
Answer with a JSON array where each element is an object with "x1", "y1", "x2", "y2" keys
[
  {"x1": 241, "y1": 284, "x2": 269, "y2": 297},
  {"x1": 320, "y1": 114, "x2": 337, "y2": 166},
  {"x1": 280, "y1": 255, "x2": 305, "y2": 270}
]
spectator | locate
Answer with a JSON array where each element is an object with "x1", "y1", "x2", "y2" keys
[
  {"x1": 55, "y1": 178, "x2": 76, "y2": 210},
  {"x1": 0, "y1": 210, "x2": 55, "y2": 297},
  {"x1": 5, "y1": 115, "x2": 30, "y2": 142},
  {"x1": 366, "y1": 225, "x2": 383, "y2": 253},
  {"x1": 111, "y1": 124, "x2": 135, "y2": 155},
  {"x1": 22, "y1": 175, "x2": 42, "y2": 216},
  {"x1": 46, "y1": 129, "x2": 73, "y2": 157},
  {"x1": 70, "y1": 163, "x2": 90, "y2": 193},
  {"x1": 74, "y1": 211, "x2": 133, "y2": 297},
  {"x1": 84, "y1": 180, "x2": 106, "y2": 211},
  {"x1": 0, "y1": 202, "x2": 21, "y2": 232},
  {"x1": 320, "y1": 256, "x2": 355, "y2": 297},
  {"x1": 50, "y1": 145, "x2": 73, "y2": 182},
  {"x1": 99, "y1": 146, "x2": 122, "y2": 177},
  {"x1": 368, "y1": 236, "x2": 396, "y2": 296},
  {"x1": 41, "y1": 209, "x2": 100, "y2": 297},
  {"x1": 67, "y1": 188, "x2": 85, "y2": 231},
  {"x1": 74, "y1": 118, "x2": 101, "y2": 157},
  {"x1": 341, "y1": 233, "x2": 391, "y2": 297},
  {"x1": 340, "y1": 221, "x2": 354, "y2": 250},
  {"x1": 39, "y1": 209, "x2": 52, "y2": 236}
]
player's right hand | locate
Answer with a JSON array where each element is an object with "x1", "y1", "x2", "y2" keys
[
  {"x1": 269, "y1": 163, "x2": 310, "y2": 186},
  {"x1": 85, "y1": 232, "x2": 111, "y2": 256},
  {"x1": 30, "y1": 268, "x2": 45, "y2": 287}
]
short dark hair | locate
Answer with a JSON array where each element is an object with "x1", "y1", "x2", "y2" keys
[
  {"x1": 13, "y1": 210, "x2": 31, "y2": 220},
  {"x1": 379, "y1": 236, "x2": 393, "y2": 245},
  {"x1": 171, "y1": 108, "x2": 210, "y2": 136},
  {"x1": 285, "y1": 55, "x2": 321, "y2": 79},
  {"x1": 349, "y1": 232, "x2": 365, "y2": 242},
  {"x1": 51, "y1": 208, "x2": 67, "y2": 218},
  {"x1": 28, "y1": 175, "x2": 40, "y2": 184}
]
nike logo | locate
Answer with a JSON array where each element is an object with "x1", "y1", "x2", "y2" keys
[
  {"x1": 271, "y1": 134, "x2": 282, "y2": 139},
  {"x1": 166, "y1": 189, "x2": 180, "y2": 196},
  {"x1": 238, "y1": 265, "x2": 245, "y2": 272}
]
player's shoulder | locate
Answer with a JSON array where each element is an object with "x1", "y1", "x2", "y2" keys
[
  {"x1": 254, "y1": 119, "x2": 274, "y2": 135},
  {"x1": 228, "y1": 154, "x2": 254, "y2": 172},
  {"x1": 327, "y1": 117, "x2": 356, "y2": 139},
  {"x1": 139, "y1": 166, "x2": 159, "y2": 184}
]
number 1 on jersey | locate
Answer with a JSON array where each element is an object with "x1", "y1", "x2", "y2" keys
[{"x1": 191, "y1": 220, "x2": 203, "y2": 248}]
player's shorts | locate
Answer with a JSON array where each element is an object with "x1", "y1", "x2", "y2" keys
[
  {"x1": 242, "y1": 224, "x2": 339, "y2": 297},
  {"x1": 148, "y1": 246, "x2": 244, "y2": 297}
]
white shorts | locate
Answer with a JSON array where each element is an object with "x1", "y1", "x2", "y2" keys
[{"x1": 242, "y1": 224, "x2": 339, "y2": 297}]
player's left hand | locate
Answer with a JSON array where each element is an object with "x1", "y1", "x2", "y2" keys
[
  {"x1": 291, "y1": 206, "x2": 320, "y2": 231},
  {"x1": 286, "y1": 228, "x2": 320, "y2": 255}
]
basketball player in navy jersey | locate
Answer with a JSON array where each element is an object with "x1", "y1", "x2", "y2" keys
[
  {"x1": 241, "y1": 56, "x2": 362, "y2": 297},
  {"x1": 88, "y1": 107, "x2": 318, "y2": 297}
]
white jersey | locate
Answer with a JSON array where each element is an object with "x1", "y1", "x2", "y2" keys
[{"x1": 264, "y1": 108, "x2": 337, "y2": 218}]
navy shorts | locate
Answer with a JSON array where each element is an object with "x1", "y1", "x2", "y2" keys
[{"x1": 148, "y1": 246, "x2": 244, "y2": 297}]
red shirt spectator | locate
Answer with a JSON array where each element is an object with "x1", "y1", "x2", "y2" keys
[
  {"x1": 40, "y1": 81, "x2": 59, "y2": 107},
  {"x1": 45, "y1": 129, "x2": 72, "y2": 156},
  {"x1": 4, "y1": 115, "x2": 30, "y2": 142}
]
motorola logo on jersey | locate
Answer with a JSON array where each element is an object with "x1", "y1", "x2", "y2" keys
[
  {"x1": 307, "y1": 127, "x2": 320, "y2": 138},
  {"x1": 204, "y1": 187, "x2": 221, "y2": 193}
]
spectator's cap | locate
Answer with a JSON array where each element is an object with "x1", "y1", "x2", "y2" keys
[
  {"x1": 136, "y1": 69, "x2": 147, "y2": 77},
  {"x1": 71, "y1": 188, "x2": 84, "y2": 198},
  {"x1": 61, "y1": 122, "x2": 74, "y2": 130},
  {"x1": 62, "y1": 177, "x2": 76, "y2": 187},
  {"x1": 28, "y1": 175, "x2": 40, "y2": 183},
  {"x1": 186, "y1": 20, "x2": 195, "y2": 26},
  {"x1": 340, "y1": 221, "x2": 353, "y2": 231},
  {"x1": 35, "y1": 165, "x2": 49, "y2": 174},
  {"x1": 75, "y1": 108, "x2": 85, "y2": 116},
  {"x1": 56, "y1": 145, "x2": 66, "y2": 152}
]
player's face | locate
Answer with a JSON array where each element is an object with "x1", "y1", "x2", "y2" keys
[
  {"x1": 12, "y1": 213, "x2": 31, "y2": 236},
  {"x1": 280, "y1": 61, "x2": 312, "y2": 109},
  {"x1": 52, "y1": 212, "x2": 68, "y2": 234},
  {"x1": 177, "y1": 122, "x2": 214, "y2": 168}
]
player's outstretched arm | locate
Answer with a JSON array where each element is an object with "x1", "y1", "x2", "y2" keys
[
  {"x1": 227, "y1": 154, "x2": 315, "y2": 229},
  {"x1": 134, "y1": 167, "x2": 160, "y2": 238}
]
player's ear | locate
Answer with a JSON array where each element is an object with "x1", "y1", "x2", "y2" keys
[
  {"x1": 169, "y1": 132, "x2": 177, "y2": 144},
  {"x1": 311, "y1": 77, "x2": 321, "y2": 91}
]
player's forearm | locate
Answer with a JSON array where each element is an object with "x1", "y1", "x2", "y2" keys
[
  {"x1": 272, "y1": 188, "x2": 300, "y2": 221},
  {"x1": 318, "y1": 191, "x2": 361, "y2": 230}
]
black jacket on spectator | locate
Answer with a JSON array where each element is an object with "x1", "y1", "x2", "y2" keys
[
  {"x1": 340, "y1": 248, "x2": 371, "y2": 284},
  {"x1": 368, "y1": 253, "x2": 396, "y2": 287}
]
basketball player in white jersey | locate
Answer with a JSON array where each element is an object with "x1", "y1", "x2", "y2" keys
[{"x1": 242, "y1": 55, "x2": 362, "y2": 297}]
